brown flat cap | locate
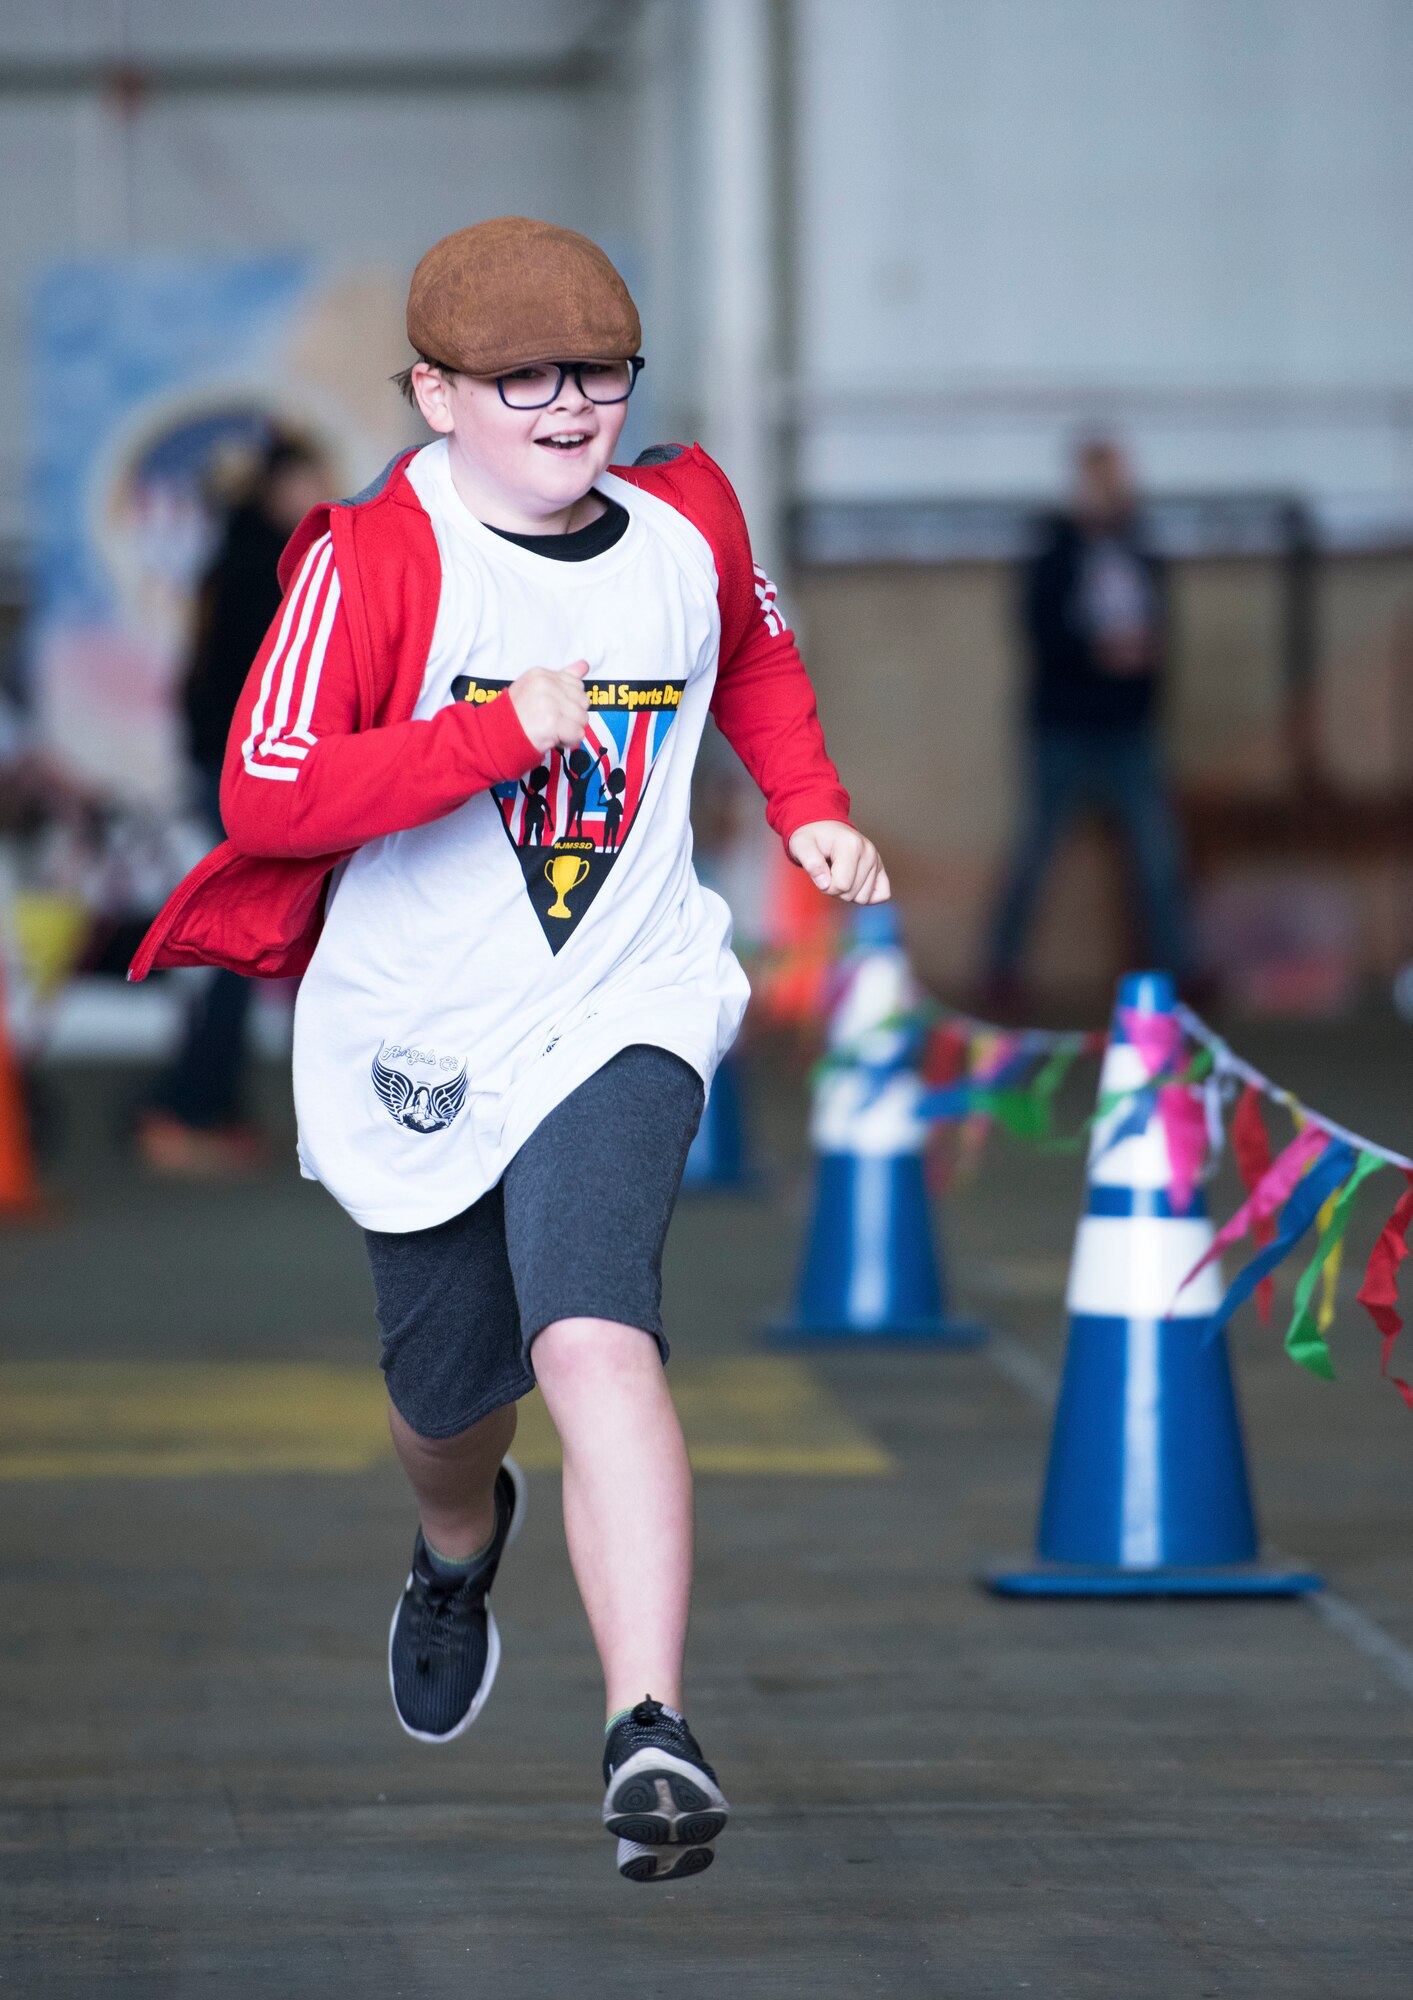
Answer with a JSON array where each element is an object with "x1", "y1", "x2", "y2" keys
[{"x1": 406, "y1": 217, "x2": 640, "y2": 376}]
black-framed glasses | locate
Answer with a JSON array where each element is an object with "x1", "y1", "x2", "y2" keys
[{"x1": 495, "y1": 357, "x2": 645, "y2": 410}]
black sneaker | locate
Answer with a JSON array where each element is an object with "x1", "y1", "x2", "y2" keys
[
  {"x1": 602, "y1": 1697, "x2": 728, "y2": 1849},
  {"x1": 387, "y1": 1458, "x2": 525, "y2": 1743},
  {"x1": 615, "y1": 1837, "x2": 715, "y2": 1884}
]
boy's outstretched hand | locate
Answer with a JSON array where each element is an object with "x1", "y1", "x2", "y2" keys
[{"x1": 787, "y1": 821, "x2": 891, "y2": 904}]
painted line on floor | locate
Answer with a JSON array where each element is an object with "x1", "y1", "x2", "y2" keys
[
  {"x1": 1308, "y1": 1589, "x2": 1413, "y2": 1699},
  {"x1": 984, "y1": 1328, "x2": 1066, "y2": 1410},
  {"x1": 0, "y1": 1356, "x2": 891, "y2": 1481},
  {"x1": 983, "y1": 1326, "x2": 1413, "y2": 1699}
]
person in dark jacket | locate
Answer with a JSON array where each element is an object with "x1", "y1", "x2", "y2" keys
[
  {"x1": 139, "y1": 433, "x2": 330, "y2": 1174},
  {"x1": 983, "y1": 437, "x2": 1192, "y2": 998}
]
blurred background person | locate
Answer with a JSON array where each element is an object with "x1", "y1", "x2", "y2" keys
[
  {"x1": 982, "y1": 437, "x2": 1193, "y2": 1011},
  {"x1": 136, "y1": 431, "x2": 331, "y2": 1174},
  {"x1": 0, "y1": 694, "x2": 94, "y2": 828}
]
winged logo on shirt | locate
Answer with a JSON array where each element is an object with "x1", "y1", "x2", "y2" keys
[
  {"x1": 371, "y1": 1047, "x2": 468, "y2": 1134},
  {"x1": 451, "y1": 672, "x2": 685, "y2": 951}
]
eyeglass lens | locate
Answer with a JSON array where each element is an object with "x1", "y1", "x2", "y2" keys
[{"x1": 498, "y1": 360, "x2": 640, "y2": 409}]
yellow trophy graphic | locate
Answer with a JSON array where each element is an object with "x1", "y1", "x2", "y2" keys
[{"x1": 545, "y1": 851, "x2": 591, "y2": 919}]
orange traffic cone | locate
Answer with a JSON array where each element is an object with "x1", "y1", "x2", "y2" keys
[
  {"x1": 0, "y1": 963, "x2": 44, "y2": 1220},
  {"x1": 754, "y1": 846, "x2": 842, "y2": 1029}
]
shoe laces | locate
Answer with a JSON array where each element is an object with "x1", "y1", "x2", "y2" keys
[
  {"x1": 604, "y1": 1696, "x2": 715, "y2": 1787},
  {"x1": 408, "y1": 1574, "x2": 474, "y2": 1676},
  {"x1": 618, "y1": 1698, "x2": 692, "y2": 1757}
]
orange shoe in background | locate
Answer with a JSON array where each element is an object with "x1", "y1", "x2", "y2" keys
[
  {"x1": 135, "y1": 1112, "x2": 271, "y2": 1178},
  {"x1": 0, "y1": 964, "x2": 45, "y2": 1221}
]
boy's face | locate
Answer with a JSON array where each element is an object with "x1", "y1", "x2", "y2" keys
[{"x1": 413, "y1": 362, "x2": 630, "y2": 522}]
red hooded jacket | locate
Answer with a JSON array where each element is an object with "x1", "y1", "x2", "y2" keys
[{"x1": 130, "y1": 444, "x2": 849, "y2": 982}]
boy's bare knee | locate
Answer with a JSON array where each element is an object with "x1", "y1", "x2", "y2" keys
[{"x1": 533, "y1": 1316, "x2": 659, "y2": 1387}]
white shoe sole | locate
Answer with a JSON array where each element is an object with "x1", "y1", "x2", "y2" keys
[
  {"x1": 616, "y1": 1836, "x2": 715, "y2": 1884},
  {"x1": 603, "y1": 1745, "x2": 729, "y2": 1846},
  {"x1": 387, "y1": 1455, "x2": 527, "y2": 1745}
]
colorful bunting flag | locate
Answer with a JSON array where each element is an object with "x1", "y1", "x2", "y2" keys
[
  {"x1": 923, "y1": 1022, "x2": 969, "y2": 1090},
  {"x1": 1284, "y1": 1150, "x2": 1384, "y2": 1379},
  {"x1": 820, "y1": 988, "x2": 1413, "y2": 1401},
  {"x1": 1175, "y1": 1124, "x2": 1332, "y2": 1307},
  {"x1": 1231, "y1": 1086, "x2": 1278, "y2": 1324},
  {"x1": 983, "y1": 1045, "x2": 1077, "y2": 1144},
  {"x1": 1200, "y1": 1138, "x2": 1357, "y2": 1346},
  {"x1": 1094, "y1": 1047, "x2": 1212, "y2": 1162},
  {"x1": 1202, "y1": 1070, "x2": 1228, "y2": 1178},
  {"x1": 1158, "y1": 1082, "x2": 1207, "y2": 1216},
  {"x1": 1356, "y1": 1170, "x2": 1413, "y2": 1409},
  {"x1": 1117, "y1": 1005, "x2": 1183, "y2": 1081},
  {"x1": 1317, "y1": 1192, "x2": 1345, "y2": 1336}
]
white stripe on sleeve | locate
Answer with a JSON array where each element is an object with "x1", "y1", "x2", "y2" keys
[
  {"x1": 753, "y1": 564, "x2": 786, "y2": 638},
  {"x1": 242, "y1": 535, "x2": 339, "y2": 783},
  {"x1": 240, "y1": 535, "x2": 329, "y2": 772}
]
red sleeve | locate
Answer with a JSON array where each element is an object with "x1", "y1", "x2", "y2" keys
[
  {"x1": 219, "y1": 532, "x2": 537, "y2": 860},
  {"x1": 693, "y1": 457, "x2": 852, "y2": 845}
]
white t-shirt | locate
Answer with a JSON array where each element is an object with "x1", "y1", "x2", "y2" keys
[{"x1": 291, "y1": 440, "x2": 750, "y2": 1230}]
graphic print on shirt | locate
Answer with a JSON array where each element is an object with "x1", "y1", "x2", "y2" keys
[
  {"x1": 371, "y1": 1045, "x2": 469, "y2": 1133},
  {"x1": 451, "y1": 672, "x2": 685, "y2": 951}
]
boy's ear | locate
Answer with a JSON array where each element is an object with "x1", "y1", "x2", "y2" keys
[{"x1": 410, "y1": 362, "x2": 455, "y2": 435}]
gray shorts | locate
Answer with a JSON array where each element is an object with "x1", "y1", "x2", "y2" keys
[{"x1": 363, "y1": 1044, "x2": 705, "y2": 1439}]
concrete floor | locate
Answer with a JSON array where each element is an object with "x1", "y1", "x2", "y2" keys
[{"x1": 3, "y1": 1022, "x2": 1413, "y2": 1997}]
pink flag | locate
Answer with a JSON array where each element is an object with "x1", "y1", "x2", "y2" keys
[
  {"x1": 1118, "y1": 1007, "x2": 1184, "y2": 1081},
  {"x1": 1173, "y1": 1124, "x2": 1330, "y2": 1304},
  {"x1": 1159, "y1": 1083, "x2": 1207, "y2": 1216}
]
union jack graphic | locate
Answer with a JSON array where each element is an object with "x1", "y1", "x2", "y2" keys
[
  {"x1": 452, "y1": 672, "x2": 686, "y2": 950},
  {"x1": 495, "y1": 700, "x2": 677, "y2": 855}
]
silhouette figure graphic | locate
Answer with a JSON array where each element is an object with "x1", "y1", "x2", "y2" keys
[
  {"x1": 563, "y1": 745, "x2": 599, "y2": 838},
  {"x1": 518, "y1": 765, "x2": 553, "y2": 846},
  {"x1": 601, "y1": 767, "x2": 627, "y2": 851},
  {"x1": 560, "y1": 752, "x2": 616, "y2": 844}
]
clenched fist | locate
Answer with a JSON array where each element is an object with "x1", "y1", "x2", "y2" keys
[
  {"x1": 787, "y1": 820, "x2": 891, "y2": 904},
  {"x1": 508, "y1": 659, "x2": 592, "y2": 756}
]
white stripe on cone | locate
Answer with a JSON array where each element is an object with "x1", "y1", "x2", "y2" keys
[
  {"x1": 845, "y1": 1155, "x2": 895, "y2": 1322},
  {"x1": 1066, "y1": 1216, "x2": 1221, "y2": 1318},
  {"x1": 1067, "y1": 1030, "x2": 1223, "y2": 1320},
  {"x1": 813, "y1": 940, "x2": 926, "y2": 1157},
  {"x1": 811, "y1": 1070, "x2": 924, "y2": 1157},
  {"x1": 827, "y1": 950, "x2": 917, "y2": 1060},
  {"x1": 1120, "y1": 1317, "x2": 1164, "y2": 1565},
  {"x1": 1088, "y1": 1041, "x2": 1174, "y2": 1191}
]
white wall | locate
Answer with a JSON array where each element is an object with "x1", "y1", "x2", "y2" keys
[{"x1": 794, "y1": 0, "x2": 1413, "y2": 502}]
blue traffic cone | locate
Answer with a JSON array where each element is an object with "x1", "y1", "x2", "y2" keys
[
  {"x1": 988, "y1": 971, "x2": 1320, "y2": 1596},
  {"x1": 769, "y1": 905, "x2": 984, "y2": 1345},
  {"x1": 681, "y1": 1052, "x2": 752, "y2": 1190}
]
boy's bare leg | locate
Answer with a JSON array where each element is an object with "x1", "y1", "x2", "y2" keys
[
  {"x1": 532, "y1": 1317, "x2": 692, "y2": 1716},
  {"x1": 387, "y1": 1399, "x2": 517, "y2": 1560}
]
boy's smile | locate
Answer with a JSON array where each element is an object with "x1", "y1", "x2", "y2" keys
[{"x1": 411, "y1": 362, "x2": 629, "y2": 536}]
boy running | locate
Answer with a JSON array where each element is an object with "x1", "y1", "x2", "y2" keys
[{"x1": 133, "y1": 216, "x2": 890, "y2": 1883}]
